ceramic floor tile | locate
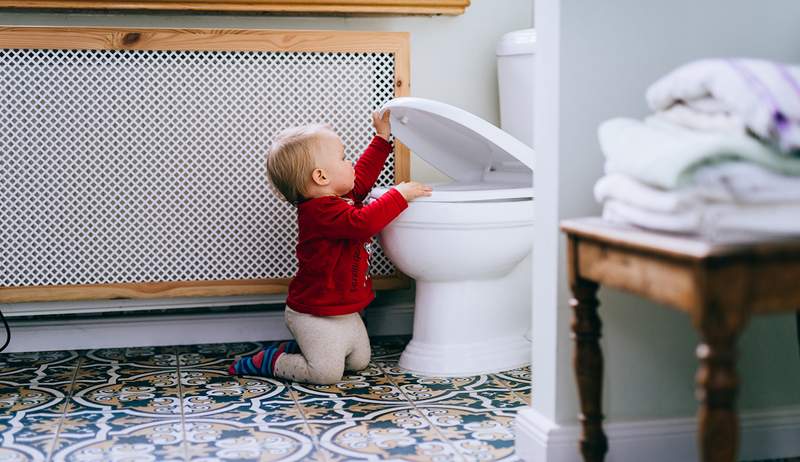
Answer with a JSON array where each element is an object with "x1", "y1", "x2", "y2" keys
[
  {"x1": 64, "y1": 345, "x2": 184, "y2": 417},
  {"x1": 380, "y1": 365, "x2": 527, "y2": 413},
  {"x1": 175, "y1": 340, "x2": 307, "y2": 424},
  {"x1": 492, "y1": 366, "x2": 530, "y2": 391},
  {"x1": 311, "y1": 406, "x2": 463, "y2": 462},
  {"x1": 378, "y1": 366, "x2": 516, "y2": 409},
  {"x1": 183, "y1": 417, "x2": 318, "y2": 461},
  {"x1": 67, "y1": 366, "x2": 183, "y2": 417},
  {"x1": 417, "y1": 407, "x2": 518, "y2": 462},
  {"x1": 50, "y1": 412, "x2": 185, "y2": 462},
  {"x1": 0, "y1": 350, "x2": 80, "y2": 374},
  {"x1": 508, "y1": 387, "x2": 530, "y2": 405},
  {"x1": 179, "y1": 367, "x2": 297, "y2": 419},
  {"x1": 176, "y1": 341, "x2": 273, "y2": 370},
  {"x1": 313, "y1": 446, "x2": 371, "y2": 462},
  {"x1": 0, "y1": 350, "x2": 82, "y2": 418},
  {"x1": 295, "y1": 397, "x2": 410, "y2": 425},
  {"x1": 80, "y1": 345, "x2": 181, "y2": 370},
  {"x1": 492, "y1": 366, "x2": 531, "y2": 405},
  {"x1": 413, "y1": 388, "x2": 528, "y2": 413},
  {"x1": 0, "y1": 446, "x2": 45, "y2": 462},
  {"x1": 289, "y1": 362, "x2": 408, "y2": 405},
  {"x1": 0, "y1": 384, "x2": 70, "y2": 418},
  {"x1": 0, "y1": 338, "x2": 537, "y2": 462},
  {"x1": 0, "y1": 411, "x2": 62, "y2": 460}
]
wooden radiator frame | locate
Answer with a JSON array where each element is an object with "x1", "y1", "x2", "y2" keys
[{"x1": 0, "y1": 26, "x2": 411, "y2": 304}]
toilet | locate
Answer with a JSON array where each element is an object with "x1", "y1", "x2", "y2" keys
[
  {"x1": 371, "y1": 29, "x2": 536, "y2": 376},
  {"x1": 373, "y1": 97, "x2": 535, "y2": 376}
]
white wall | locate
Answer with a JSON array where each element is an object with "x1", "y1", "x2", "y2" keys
[
  {"x1": 0, "y1": 0, "x2": 532, "y2": 185},
  {"x1": 533, "y1": 0, "x2": 800, "y2": 429}
]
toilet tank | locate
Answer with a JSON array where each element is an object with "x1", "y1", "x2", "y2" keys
[{"x1": 496, "y1": 28, "x2": 536, "y2": 148}]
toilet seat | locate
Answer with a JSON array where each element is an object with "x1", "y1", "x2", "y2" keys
[
  {"x1": 374, "y1": 182, "x2": 533, "y2": 203},
  {"x1": 381, "y1": 97, "x2": 534, "y2": 201}
]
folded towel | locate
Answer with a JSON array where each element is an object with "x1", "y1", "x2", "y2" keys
[
  {"x1": 594, "y1": 174, "x2": 704, "y2": 213},
  {"x1": 595, "y1": 166, "x2": 800, "y2": 212},
  {"x1": 693, "y1": 162, "x2": 800, "y2": 203},
  {"x1": 602, "y1": 199, "x2": 800, "y2": 242},
  {"x1": 598, "y1": 117, "x2": 800, "y2": 189},
  {"x1": 602, "y1": 199, "x2": 702, "y2": 234},
  {"x1": 653, "y1": 104, "x2": 745, "y2": 134},
  {"x1": 646, "y1": 58, "x2": 800, "y2": 153}
]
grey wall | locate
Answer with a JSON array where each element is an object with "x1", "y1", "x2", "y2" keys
[
  {"x1": 536, "y1": 0, "x2": 800, "y2": 424},
  {"x1": 0, "y1": 0, "x2": 532, "y2": 184}
]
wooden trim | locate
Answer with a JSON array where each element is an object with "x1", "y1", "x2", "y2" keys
[
  {"x1": 392, "y1": 31, "x2": 411, "y2": 183},
  {"x1": 0, "y1": 26, "x2": 409, "y2": 53},
  {"x1": 1, "y1": 275, "x2": 411, "y2": 304},
  {"x1": 0, "y1": 0, "x2": 469, "y2": 15},
  {"x1": 0, "y1": 26, "x2": 412, "y2": 303}
]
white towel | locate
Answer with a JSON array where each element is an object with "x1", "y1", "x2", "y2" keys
[
  {"x1": 602, "y1": 199, "x2": 800, "y2": 243},
  {"x1": 646, "y1": 58, "x2": 800, "y2": 153},
  {"x1": 693, "y1": 162, "x2": 800, "y2": 204},
  {"x1": 598, "y1": 117, "x2": 800, "y2": 189},
  {"x1": 602, "y1": 199, "x2": 702, "y2": 234},
  {"x1": 595, "y1": 166, "x2": 800, "y2": 211},
  {"x1": 593, "y1": 174, "x2": 706, "y2": 213},
  {"x1": 653, "y1": 103, "x2": 745, "y2": 134}
]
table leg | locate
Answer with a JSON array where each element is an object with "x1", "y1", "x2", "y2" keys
[
  {"x1": 695, "y1": 322, "x2": 741, "y2": 462},
  {"x1": 570, "y1": 279, "x2": 608, "y2": 462},
  {"x1": 796, "y1": 311, "x2": 799, "y2": 359}
]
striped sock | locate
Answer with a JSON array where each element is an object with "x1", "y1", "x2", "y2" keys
[
  {"x1": 228, "y1": 341, "x2": 300, "y2": 376},
  {"x1": 281, "y1": 340, "x2": 300, "y2": 354}
]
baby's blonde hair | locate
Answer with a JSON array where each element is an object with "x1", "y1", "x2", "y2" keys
[{"x1": 266, "y1": 124, "x2": 332, "y2": 204}]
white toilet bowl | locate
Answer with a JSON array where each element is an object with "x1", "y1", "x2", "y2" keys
[
  {"x1": 380, "y1": 198, "x2": 533, "y2": 376},
  {"x1": 375, "y1": 97, "x2": 535, "y2": 376}
]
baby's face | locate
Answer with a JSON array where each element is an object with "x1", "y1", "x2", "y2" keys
[{"x1": 315, "y1": 131, "x2": 354, "y2": 195}]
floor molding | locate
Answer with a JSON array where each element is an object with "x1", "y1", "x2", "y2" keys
[
  {"x1": 1, "y1": 301, "x2": 414, "y2": 353},
  {"x1": 515, "y1": 406, "x2": 800, "y2": 462}
]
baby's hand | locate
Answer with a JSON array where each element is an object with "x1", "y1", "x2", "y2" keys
[
  {"x1": 372, "y1": 110, "x2": 391, "y2": 141},
  {"x1": 394, "y1": 181, "x2": 433, "y2": 202}
]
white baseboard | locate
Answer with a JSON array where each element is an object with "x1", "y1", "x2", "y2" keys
[
  {"x1": 0, "y1": 301, "x2": 414, "y2": 353},
  {"x1": 515, "y1": 406, "x2": 800, "y2": 462}
]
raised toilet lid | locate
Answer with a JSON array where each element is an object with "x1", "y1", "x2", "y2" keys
[{"x1": 381, "y1": 97, "x2": 534, "y2": 203}]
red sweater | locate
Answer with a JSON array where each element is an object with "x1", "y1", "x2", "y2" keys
[{"x1": 286, "y1": 136, "x2": 408, "y2": 316}]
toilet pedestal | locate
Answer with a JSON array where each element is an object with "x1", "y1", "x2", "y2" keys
[{"x1": 398, "y1": 254, "x2": 532, "y2": 376}]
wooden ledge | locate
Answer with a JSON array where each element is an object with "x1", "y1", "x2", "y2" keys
[{"x1": 0, "y1": 0, "x2": 470, "y2": 15}]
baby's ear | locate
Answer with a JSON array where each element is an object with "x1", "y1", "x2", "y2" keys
[{"x1": 311, "y1": 168, "x2": 329, "y2": 186}]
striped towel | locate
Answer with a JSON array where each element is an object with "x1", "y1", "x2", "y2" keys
[{"x1": 646, "y1": 58, "x2": 800, "y2": 154}]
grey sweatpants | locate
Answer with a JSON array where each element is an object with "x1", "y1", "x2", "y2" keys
[{"x1": 274, "y1": 305, "x2": 371, "y2": 385}]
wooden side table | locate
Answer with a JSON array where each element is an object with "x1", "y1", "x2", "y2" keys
[{"x1": 561, "y1": 217, "x2": 800, "y2": 462}]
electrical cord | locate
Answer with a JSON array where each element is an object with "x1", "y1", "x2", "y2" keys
[{"x1": 0, "y1": 308, "x2": 10, "y2": 352}]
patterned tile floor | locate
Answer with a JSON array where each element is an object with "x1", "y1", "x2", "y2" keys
[
  {"x1": 1, "y1": 335, "x2": 797, "y2": 462},
  {"x1": 0, "y1": 335, "x2": 530, "y2": 462}
]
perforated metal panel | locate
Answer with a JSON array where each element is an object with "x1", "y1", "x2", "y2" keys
[{"x1": 0, "y1": 48, "x2": 398, "y2": 287}]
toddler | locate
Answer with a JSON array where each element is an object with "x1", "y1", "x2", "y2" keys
[{"x1": 229, "y1": 110, "x2": 431, "y2": 384}]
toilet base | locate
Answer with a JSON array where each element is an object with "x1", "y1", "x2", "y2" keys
[
  {"x1": 399, "y1": 334, "x2": 530, "y2": 377},
  {"x1": 398, "y1": 255, "x2": 532, "y2": 376}
]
